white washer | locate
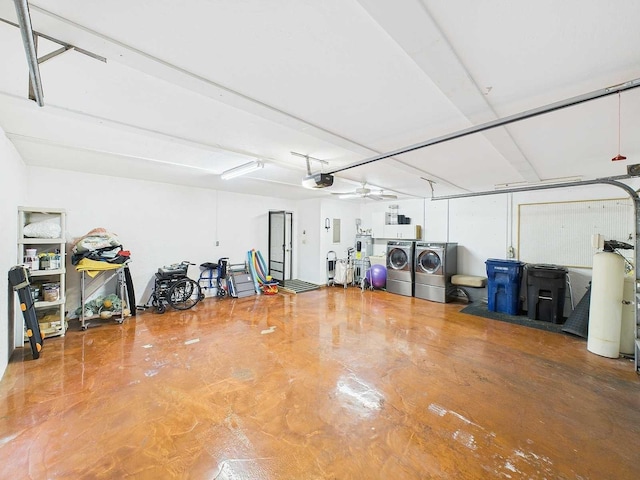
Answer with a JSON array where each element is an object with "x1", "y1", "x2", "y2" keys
[
  {"x1": 414, "y1": 242, "x2": 457, "y2": 303},
  {"x1": 386, "y1": 241, "x2": 415, "y2": 297}
]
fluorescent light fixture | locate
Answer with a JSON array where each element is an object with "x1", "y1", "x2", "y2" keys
[
  {"x1": 220, "y1": 160, "x2": 264, "y2": 180},
  {"x1": 494, "y1": 176, "x2": 582, "y2": 190}
]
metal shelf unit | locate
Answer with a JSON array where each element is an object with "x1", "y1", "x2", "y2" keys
[{"x1": 79, "y1": 266, "x2": 126, "y2": 330}]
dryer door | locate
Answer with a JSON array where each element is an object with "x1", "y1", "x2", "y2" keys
[
  {"x1": 417, "y1": 250, "x2": 443, "y2": 274},
  {"x1": 387, "y1": 248, "x2": 409, "y2": 270}
]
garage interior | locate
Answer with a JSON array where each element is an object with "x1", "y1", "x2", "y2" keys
[{"x1": 1, "y1": 1, "x2": 639, "y2": 478}]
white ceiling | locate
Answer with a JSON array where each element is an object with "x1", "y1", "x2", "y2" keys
[{"x1": 0, "y1": 0, "x2": 639, "y2": 200}]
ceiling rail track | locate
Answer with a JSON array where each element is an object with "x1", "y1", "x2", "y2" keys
[{"x1": 328, "y1": 78, "x2": 640, "y2": 175}]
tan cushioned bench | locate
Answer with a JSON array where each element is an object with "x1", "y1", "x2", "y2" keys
[{"x1": 451, "y1": 275, "x2": 487, "y2": 288}]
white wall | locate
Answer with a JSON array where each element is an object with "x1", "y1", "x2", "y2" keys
[
  {"x1": 423, "y1": 198, "x2": 448, "y2": 241},
  {"x1": 321, "y1": 199, "x2": 360, "y2": 260},
  {"x1": 360, "y1": 198, "x2": 425, "y2": 255},
  {"x1": 296, "y1": 199, "x2": 322, "y2": 283},
  {"x1": 361, "y1": 182, "x2": 639, "y2": 312},
  {"x1": 314, "y1": 199, "x2": 360, "y2": 285},
  {"x1": 421, "y1": 182, "x2": 640, "y2": 277},
  {"x1": 26, "y1": 167, "x2": 296, "y2": 312},
  {"x1": 0, "y1": 127, "x2": 27, "y2": 379},
  {"x1": 448, "y1": 195, "x2": 509, "y2": 276},
  {"x1": 425, "y1": 182, "x2": 640, "y2": 312},
  {"x1": 421, "y1": 195, "x2": 511, "y2": 277},
  {"x1": 293, "y1": 198, "x2": 361, "y2": 285},
  {"x1": 512, "y1": 182, "x2": 640, "y2": 308}
]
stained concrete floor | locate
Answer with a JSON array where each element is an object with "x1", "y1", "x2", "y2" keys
[{"x1": 1, "y1": 287, "x2": 639, "y2": 479}]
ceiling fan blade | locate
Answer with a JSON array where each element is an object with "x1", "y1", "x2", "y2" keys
[
  {"x1": 336, "y1": 192, "x2": 361, "y2": 199},
  {"x1": 367, "y1": 193, "x2": 397, "y2": 200},
  {"x1": 333, "y1": 185, "x2": 396, "y2": 200}
]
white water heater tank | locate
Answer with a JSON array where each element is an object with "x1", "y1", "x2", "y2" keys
[{"x1": 587, "y1": 252, "x2": 624, "y2": 358}]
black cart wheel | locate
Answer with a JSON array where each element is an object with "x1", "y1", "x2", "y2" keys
[
  {"x1": 156, "y1": 303, "x2": 166, "y2": 314},
  {"x1": 167, "y1": 278, "x2": 201, "y2": 310}
]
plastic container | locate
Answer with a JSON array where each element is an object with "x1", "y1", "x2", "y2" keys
[
  {"x1": 39, "y1": 253, "x2": 50, "y2": 270},
  {"x1": 24, "y1": 248, "x2": 39, "y2": 270},
  {"x1": 486, "y1": 259, "x2": 523, "y2": 315},
  {"x1": 24, "y1": 255, "x2": 39, "y2": 271},
  {"x1": 386, "y1": 205, "x2": 399, "y2": 225},
  {"x1": 42, "y1": 282, "x2": 60, "y2": 302},
  {"x1": 50, "y1": 252, "x2": 61, "y2": 270}
]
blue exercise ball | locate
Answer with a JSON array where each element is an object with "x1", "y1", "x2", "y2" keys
[{"x1": 370, "y1": 264, "x2": 387, "y2": 289}]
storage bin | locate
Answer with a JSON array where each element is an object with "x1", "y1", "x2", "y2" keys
[
  {"x1": 486, "y1": 259, "x2": 523, "y2": 315},
  {"x1": 369, "y1": 255, "x2": 386, "y2": 266}
]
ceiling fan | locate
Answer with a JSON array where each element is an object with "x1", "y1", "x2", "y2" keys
[{"x1": 332, "y1": 183, "x2": 398, "y2": 200}]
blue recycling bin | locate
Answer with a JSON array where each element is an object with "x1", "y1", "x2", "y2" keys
[{"x1": 486, "y1": 259, "x2": 524, "y2": 315}]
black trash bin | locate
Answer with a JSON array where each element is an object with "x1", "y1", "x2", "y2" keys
[{"x1": 526, "y1": 264, "x2": 568, "y2": 324}]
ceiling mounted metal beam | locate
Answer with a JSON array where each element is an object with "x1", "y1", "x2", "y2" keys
[
  {"x1": 0, "y1": 16, "x2": 107, "y2": 63},
  {"x1": 328, "y1": 78, "x2": 640, "y2": 176},
  {"x1": 431, "y1": 174, "x2": 636, "y2": 201},
  {"x1": 3, "y1": 7, "x2": 107, "y2": 107},
  {"x1": 12, "y1": 0, "x2": 44, "y2": 106}
]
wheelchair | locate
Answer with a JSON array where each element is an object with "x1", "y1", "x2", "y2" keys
[{"x1": 150, "y1": 261, "x2": 203, "y2": 314}]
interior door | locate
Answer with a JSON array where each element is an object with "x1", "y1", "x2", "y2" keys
[{"x1": 269, "y1": 211, "x2": 293, "y2": 284}]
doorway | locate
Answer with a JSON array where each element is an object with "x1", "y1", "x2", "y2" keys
[{"x1": 268, "y1": 211, "x2": 293, "y2": 284}]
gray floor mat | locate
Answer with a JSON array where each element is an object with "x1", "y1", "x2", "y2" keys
[{"x1": 460, "y1": 303, "x2": 566, "y2": 334}]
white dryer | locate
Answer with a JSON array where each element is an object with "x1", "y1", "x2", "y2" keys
[
  {"x1": 386, "y1": 241, "x2": 415, "y2": 297},
  {"x1": 414, "y1": 242, "x2": 457, "y2": 303}
]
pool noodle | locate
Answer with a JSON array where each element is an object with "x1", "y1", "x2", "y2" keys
[
  {"x1": 247, "y1": 250, "x2": 261, "y2": 292},
  {"x1": 256, "y1": 250, "x2": 275, "y2": 285},
  {"x1": 253, "y1": 250, "x2": 268, "y2": 284},
  {"x1": 254, "y1": 253, "x2": 268, "y2": 282}
]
